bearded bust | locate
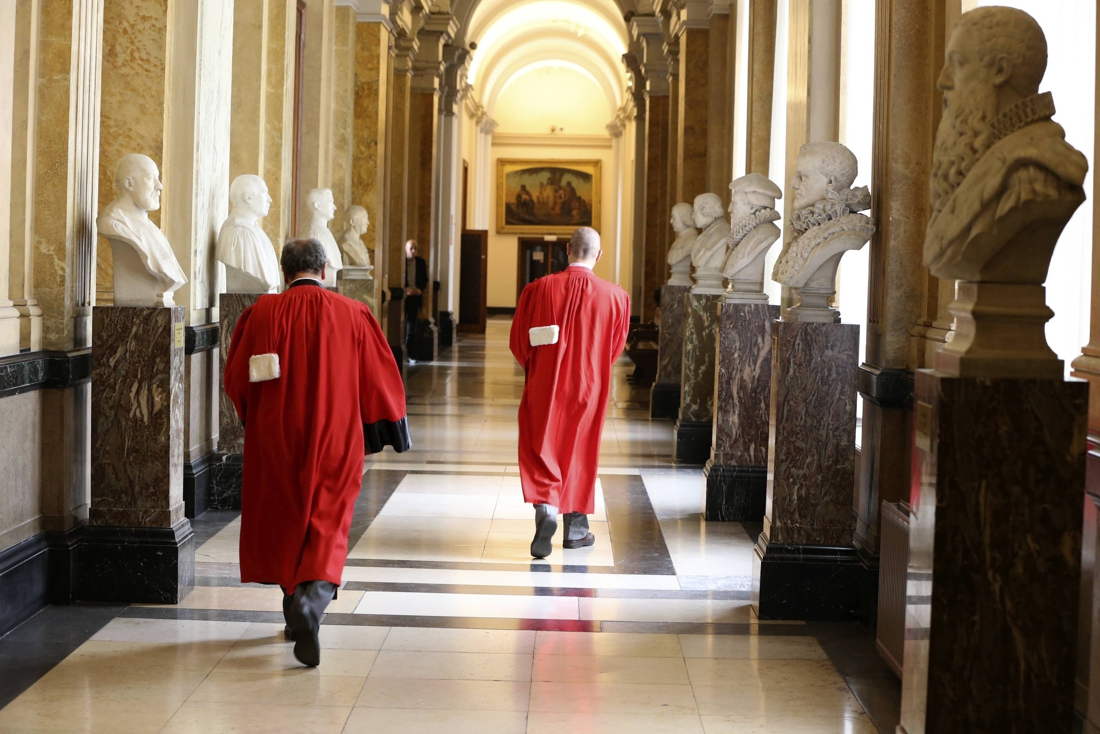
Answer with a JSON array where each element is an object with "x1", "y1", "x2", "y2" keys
[
  {"x1": 722, "y1": 173, "x2": 782, "y2": 303},
  {"x1": 690, "y1": 193, "x2": 732, "y2": 295},
  {"x1": 773, "y1": 142, "x2": 874, "y2": 323},
  {"x1": 925, "y1": 7, "x2": 1087, "y2": 284},
  {"x1": 665, "y1": 203, "x2": 698, "y2": 287}
]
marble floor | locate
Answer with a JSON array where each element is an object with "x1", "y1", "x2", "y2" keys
[{"x1": 0, "y1": 318, "x2": 899, "y2": 733}]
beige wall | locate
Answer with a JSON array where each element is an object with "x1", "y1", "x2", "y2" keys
[
  {"x1": 0, "y1": 392, "x2": 43, "y2": 553},
  {"x1": 493, "y1": 67, "x2": 612, "y2": 135}
]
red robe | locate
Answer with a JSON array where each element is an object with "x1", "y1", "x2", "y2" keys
[
  {"x1": 224, "y1": 281, "x2": 409, "y2": 591},
  {"x1": 510, "y1": 266, "x2": 630, "y2": 513}
]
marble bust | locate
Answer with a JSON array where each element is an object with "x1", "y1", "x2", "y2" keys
[
  {"x1": 722, "y1": 173, "x2": 783, "y2": 303},
  {"x1": 340, "y1": 205, "x2": 373, "y2": 271},
  {"x1": 96, "y1": 153, "x2": 187, "y2": 307},
  {"x1": 690, "y1": 193, "x2": 731, "y2": 294},
  {"x1": 665, "y1": 203, "x2": 697, "y2": 287},
  {"x1": 216, "y1": 175, "x2": 280, "y2": 293},
  {"x1": 302, "y1": 188, "x2": 343, "y2": 286},
  {"x1": 773, "y1": 142, "x2": 874, "y2": 323},
  {"x1": 926, "y1": 7, "x2": 1088, "y2": 378}
]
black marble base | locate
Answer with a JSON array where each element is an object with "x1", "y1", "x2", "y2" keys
[
  {"x1": 650, "y1": 383, "x2": 680, "y2": 420},
  {"x1": 209, "y1": 452, "x2": 243, "y2": 510},
  {"x1": 45, "y1": 525, "x2": 82, "y2": 605},
  {"x1": 856, "y1": 546, "x2": 880, "y2": 627},
  {"x1": 673, "y1": 420, "x2": 711, "y2": 465},
  {"x1": 183, "y1": 453, "x2": 213, "y2": 519},
  {"x1": 704, "y1": 464, "x2": 766, "y2": 522},
  {"x1": 438, "y1": 311, "x2": 455, "y2": 350},
  {"x1": 76, "y1": 521, "x2": 194, "y2": 604},
  {"x1": 752, "y1": 535, "x2": 862, "y2": 620},
  {"x1": 0, "y1": 534, "x2": 48, "y2": 638},
  {"x1": 408, "y1": 319, "x2": 438, "y2": 362}
]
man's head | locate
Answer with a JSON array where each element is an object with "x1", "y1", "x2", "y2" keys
[
  {"x1": 791, "y1": 143, "x2": 858, "y2": 210},
  {"x1": 692, "y1": 193, "x2": 725, "y2": 229},
  {"x1": 308, "y1": 188, "x2": 337, "y2": 221},
  {"x1": 230, "y1": 174, "x2": 272, "y2": 218},
  {"x1": 405, "y1": 240, "x2": 418, "y2": 259},
  {"x1": 115, "y1": 154, "x2": 163, "y2": 212},
  {"x1": 281, "y1": 237, "x2": 328, "y2": 283},
  {"x1": 347, "y1": 205, "x2": 369, "y2": 235},
  {"x1": 729, "y1": 173, "x2": 783, "y2": 221},
  {"x1": 670, "y1": 203, "x2": 695, "y2": 232},
  {"x1": 568, "y1": 227, "x2": 601, "y2": 264},
  {"x1": 932, "y1": 7, "x2": 1047, "y2": 212}
]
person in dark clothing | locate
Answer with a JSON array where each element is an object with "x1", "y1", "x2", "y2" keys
[{"x1": 404, "y1": 239, "x2": 429, "y2": 356}]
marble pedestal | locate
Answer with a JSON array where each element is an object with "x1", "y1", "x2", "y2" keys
[
  {"x1": 337, "y1": 267, "x2": 376, "y2": 314},
  {"x1": 209, "y1": 293, "x2": 262, "y2": 511},
  {"x1": 87, "y1": 306, "x2": 193, "y2": 603},
  {"x1": 897, "y1": 372, "x2": 1086, "y2": 734},
  {"x1": 651, "y1": 284, "x2": 690, "y2": 419},
  {"x1": 673, "y1": 293, "x2": 722, "y2": 464},
  {"x1": 753, "y1": 320, "x2": 860, "y2": 620},
  {"x1": 438, "y1": 311, "x2": 456, "y2": 350},
  {"x1": 704, "y1": 303, "x2": 779, "y2": 521}
]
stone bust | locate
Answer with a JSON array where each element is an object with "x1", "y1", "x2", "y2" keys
[
  {"x1": 722, "y1": 173, "x2": 783, "y2": 303},
  {"x1": 925, "y1": 7, "x2": 1087, "y2": 377},
  {"x1": 690, "y1": 193, "x2": 732, "y2": 295},
  {"x1": 665, "y1": 203, "x2": 697, "y2": 287},
  {"x1": 773, "y1": 142, "x2": 874, "y2": 322},
  {"x1": 216, "y1": 174, "x2": 280, "y2": 294},
  {"x1": 340, "y1": 205, "x2": 373, "y2": 270},
  {"x1": 302, "y1": 188, "x2": 343, "y2": 286},
  {"x1": 96, "y1": 153, "x2": 187, "y2": 307}
]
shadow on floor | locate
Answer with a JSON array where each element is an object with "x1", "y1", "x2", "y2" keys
[{"x1": 810, "y1": 620, "x2": 902, "y2": 734}]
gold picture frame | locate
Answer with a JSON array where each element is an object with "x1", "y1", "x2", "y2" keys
[{"x1": 496, "y1": 159, "x2": 601, "y2": 235}]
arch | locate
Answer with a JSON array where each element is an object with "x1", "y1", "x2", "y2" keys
[{"x1": 452, "y1": 0, "x2": 635, "y2": 48}]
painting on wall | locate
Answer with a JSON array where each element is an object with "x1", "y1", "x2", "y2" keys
[{"x1": 496, "y1": 159, "x2": 601, "y2": 235}]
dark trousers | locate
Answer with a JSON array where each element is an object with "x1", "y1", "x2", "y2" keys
[{"x1": 404, "y1": 295, "x2": 423, "y2": 347}]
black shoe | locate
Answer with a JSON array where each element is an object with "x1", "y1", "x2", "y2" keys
[
  {"x1": 530, "y1": 509, "x2": 558, "y2": 559},
  {"x1": 563, "y1": 533, "x2": 596, "y2": 549},
  {"x1": 287, "y1": 581, "x2": 337, "y2": 667}
]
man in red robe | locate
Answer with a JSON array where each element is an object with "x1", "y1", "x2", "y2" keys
[
  {"x1": 224, "y1": 238, "x2": 410, "y2": 666},
  {"x1": 510, "y1": 227, "x2": 630, "y2": 558}
]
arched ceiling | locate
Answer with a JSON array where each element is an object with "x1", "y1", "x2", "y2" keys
[{"x1": 454, "y1": 0, "x2": 632, "y2": 121}]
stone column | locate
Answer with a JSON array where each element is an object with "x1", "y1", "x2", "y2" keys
[
  {"x1": 622, "y1": 52, "x2": 646, "y2": 316},
  {"x1": 1067, "y1": 14, "x2": 1100, "y2": 731},
  {"x1": 706, "y1": 2, "x2": 732, "y2": 199},
  {"x1": 434, "y1": 45, "x2": 469, "y2": 349},
  {"x1": 8, "y1": 0, "x2": 43, "y2": 352},
  {"x1": 384, "y1": 31, "x2": 416, "y2": 365},
  {"x1": 854, "y1": 0, "x2": 946, "y2": 622},
  {"x1": 263, "y1": 0, "x2": 298, "y2": 252},
  {"x1": 298, "y1": 0, "x2": 336, "y2": 226},
  {"x1": 330, "y1": 5, "x2": 357, "y2": 220},
  {"x1": 745, "y1": 0, "x2": 777, "y2": 175},
  {"x1": 351, "y1": 16, "x2": 392, "y2": 320},
  {"x1": 15, "y1": 0, "x2": 104, "y2": 598},
  {"x1": 674, "y1": 4, "x2": 709, "y2": 203},
  {"x1": 0, "y1": 2, "x2": 24, "y2": 359},
  {"x1": 632, "y1": 17, "x2": 671, "y2": 324},
  {"x1": 664, "y1": 36, "x2": 681, "y2": 234}
]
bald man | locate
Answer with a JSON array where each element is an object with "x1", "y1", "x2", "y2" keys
[{"x1": 509, "y1": 227, "x2": 630, "y2": 558}]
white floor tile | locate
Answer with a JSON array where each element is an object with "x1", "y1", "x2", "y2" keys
[{"x1": 353, "y1": 591, "x2": 581, "y2": 620}]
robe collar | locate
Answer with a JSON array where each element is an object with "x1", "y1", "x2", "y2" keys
[
  {"x1": 568, "y1": 262, "x2": 595, "y2": 271},
  {"x1": 288, "y1": 277, "x2": 324, "y2": 289}
]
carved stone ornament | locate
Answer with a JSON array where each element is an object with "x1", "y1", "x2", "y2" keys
[
  {"x1": 301, "y1": 188, "x2": 343, "y2": 286},
  {"x1": 772, "y1": 142, "x2": 873, "y2": 323},
  {"x1": 96, "y1": 153, "x2": 188, "y2": 307},
  {"x1": 721, "y1": 173, "x2": 783, "y2": 304},
  {"x1": 690, "y1": 193, "x2": 731, "y2": 295},
  {"x1": 217, "y1": 174, "x2": 280, "y2": 294},
  {"x1": 340, "y1": 205, "x2": 374, "y2": 273},
  {"x1": 925, "y1": 7, "x2": 1088, "y2": 378},
  {"x1": 666, "y1": 202, "x2": 698, "y2": 286}
]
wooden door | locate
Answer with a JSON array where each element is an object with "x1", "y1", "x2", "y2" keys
[
  {"x1": 459, "y1": 230, "x2": 488, "y2": 333},
  {"x1": 516, "y1": 238, "x2": 569, "y2": 300}
]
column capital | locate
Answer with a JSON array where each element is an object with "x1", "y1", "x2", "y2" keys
[
  {"x1": 629, "y1": 16, "x2": 671, "y2": 97},
  {"x1": 440, "y1": 44, "x2": 472, "y2": 114},
  {"x1": 345, "y1": 0, "x2": 395, "y2": 30},
  {"x1": 670, "y1": 0, "x2": 709, "y2": 37},
  {"x1": 392, "y1": 34, "x2": 419, "y2": 74}
]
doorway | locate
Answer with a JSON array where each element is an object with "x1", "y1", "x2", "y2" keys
[
  {"x1": 516, "y1": 238, "x2": 569, "y2": 300},
  {"x1": 459, "y1": 230, "x2": 488, "y2": 333}
]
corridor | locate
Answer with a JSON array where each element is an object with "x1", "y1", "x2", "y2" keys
[{"x1": 0, "y1": 321, "x2": 890, "y2": 733}]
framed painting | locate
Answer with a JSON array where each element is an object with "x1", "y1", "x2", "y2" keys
[{"x1": 496, "y1": 159, "x2": 601, "y2": 235}]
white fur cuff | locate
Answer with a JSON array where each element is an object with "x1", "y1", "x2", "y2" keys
[
  {"x1": 249, "y1": 353, "x2": 281, "y2": 382},
  {"x1": 529, "y1": 325, "x2": 559, "y2": 347}
]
